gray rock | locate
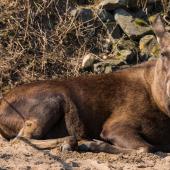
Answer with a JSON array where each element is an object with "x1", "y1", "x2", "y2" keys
[
  {"x1": 114, "y1": 9, "x2": 152, "y2": 39},
  {"x1": 106, "y1": 22, "x2": 123, "y2": 39},
  {"x1": 93, "y1": 61, "x2": 113, "y2": 73},
  {"x1": 105, "y1": 65, "x2": 113, "y2": 73},
  {"x1": 93, "y1": 49, "x2": 132, "y2": 73},
  {"x1": 114, "y1": 49, "x2": 134, "y2": 64},
  {"x1": 111, "y1": 39, "x2": 137, "y2": 63},
  {"x1": 112, "y1": 39, "x2": 136, "y2": 51},
  {"x1": 97, "y1": 9, "x2": 114, "y2": 22},
  {"x1": 97, "y1": 0, "x2": 160, "y2": 10},
  {"x1": 82, "y1": 53, "x2": 99, "y2": 69},
  {"x1": 126, "y1": 0, "x2": 160, "y2": 8},
  {"x1": 139, "y1": 35, "x2": 160, "y2": 58},
  {"x1": 97, "y1": 0, "x2": 127, "y2": 10}
]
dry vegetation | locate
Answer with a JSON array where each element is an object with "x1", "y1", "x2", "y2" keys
[
  {"x1": 0, "y1": 0, "x2": 105, "y2": 93},
  {"x1": 0, "y1": 0, "x2": 169, "y2": 93}
]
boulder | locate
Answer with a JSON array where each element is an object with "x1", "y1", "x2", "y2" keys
[
  {"x1": 81, "y1": 53, "x2": 99, "y2": 70},
  {"x1": 112, "y1": 39, "x2": 136, "y2": 51},
  {"x1": 105, "y1": 65, "x2": 113, "y2": 73},
  {"x1": 106, "y1": 22, "x2": 123, "y2": 39},
  {"x1": 114, "y1": 9, "x2": 152, "y2": 39},
  {"x1": 97, "y1": 0, "x2": 161, "y2": 10},
  {"x1": 97, "y1": 9, "x2": 114, "y2": 22},
  {"x1": 139, "y1": 35, "x2": 160, "y2": 58},
  {"x1": 94, "y1": 49, "x2": 134, "y2": 73},
  {"x1": 93, "y1": 60, "x2": 115, "y2": 73},
  {"x1": 97, "y1": 0, "x2": 126, "y2": 11},
  {"x1": 114, "y1": 49, "x2": 135, "y2": 64}
]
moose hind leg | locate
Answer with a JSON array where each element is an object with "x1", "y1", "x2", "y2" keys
[
  {"x1": 101, "y1": 123, "x2": 156, "y2": 153},
  {"x1": 78, "y1": 139, "x2": 133, "y2": 154}
]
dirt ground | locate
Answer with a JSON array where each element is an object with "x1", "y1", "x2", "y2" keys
[{"x1": 0, "y1": 137, "x2": 170, "y2": 170}]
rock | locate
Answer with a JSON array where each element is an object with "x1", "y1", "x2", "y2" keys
[
  {"x1": 81, "y1": 53, "x2": 99, "y2": 70},
  {"x1": 93, "y1": 49, "x2": 133, "y2": 73},
  {"x1": 93, "y1": 60, "x2": 114, "y2": 73},
  {"x1": 97, "y1": 0, "x2": 127, "y2": 10},
  {"x1": 69, "y1": 161, "x2": 79, "y2": 167},
  {"x1": 97, "y1": 9, "x2": 114, "y2": 22},
  {"x1": 102, "y1": 55, "x2": 108, "y2": 60},
  {"x1": 70, "y1": 7, "x2": 94, "y2": 22},
  {"x1": 111, "y1": 39, "x2": 138, "y2": 63},
  {"x1": 112, "y1": 39, "x2": 136, "y2": 51},
  {"x1": 139, "y1": 35, "x2": 160, "y2": 58},
  {"x1": 105, "y1": 65, "x2": 112, "y2": 73},
  {"x1": 114, "y1": 9, "x2": 152, "y2": 39},
  {"x1": 114, "y1": 49, "x2": 135, "y2": 64},
  {"x1": 97, "y1": 0, "x2": 161, "y2": 10},
  {"x1": 127, "y1": 0, "x2": 160, "y2": 8},
  {"x1": 77, "y1": 0, "x2": 88, "y2": 5},
  {"x1": 106, "y1": 22, "x2": 123, "y2": 39}
]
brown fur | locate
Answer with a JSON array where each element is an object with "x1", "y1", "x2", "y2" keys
[{"x1": 1, "y1": 15, "x2": 170, "y2": 153}]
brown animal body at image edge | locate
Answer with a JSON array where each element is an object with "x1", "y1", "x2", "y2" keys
[{"x1": 0, "y1": 15, "x2": 170, "y2": 153}]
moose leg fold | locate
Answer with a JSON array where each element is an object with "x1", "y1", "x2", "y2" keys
[
  {"x1": 78, "y1": 139, "x2": 133, "y2": 154},
  {"x1": 101, "y1": 124, "x2": 156, "y2": 153}
]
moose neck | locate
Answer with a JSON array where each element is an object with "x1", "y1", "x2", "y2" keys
[{"x1": 151, "y1": 58, "x2": 170, "y2": 116}]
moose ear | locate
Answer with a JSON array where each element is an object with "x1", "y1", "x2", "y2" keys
[
  {"x1": 150, "y1": 15, "x2": 166, "y2": 42},
  {"x1": 150, "y1": 15, "x2": 170, "y2": 55}
]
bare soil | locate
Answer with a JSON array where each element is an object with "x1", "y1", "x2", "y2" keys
[{"x1": 0, "y1": 137, "x2": 170, "y2": 170}]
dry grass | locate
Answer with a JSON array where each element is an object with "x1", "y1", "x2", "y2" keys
[
  {"x1": 0, "y1": 0, "x2": 106, "y2": 93},
  {"x1": 0, "y1": 0, "x2": 168, "y2": 93}
]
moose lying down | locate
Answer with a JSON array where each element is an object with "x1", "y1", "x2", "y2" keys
[{"x1": 0, "y1": 15, "x2": 170, "y2": 154}]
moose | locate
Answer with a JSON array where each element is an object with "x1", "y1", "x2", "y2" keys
[{"x1": 0, "y1": 15, "x2": 170, "y2": 154}]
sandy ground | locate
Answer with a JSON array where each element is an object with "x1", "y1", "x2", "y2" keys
[{"x1": 0, "y1": 138, "x2": 170, "y2": 170}]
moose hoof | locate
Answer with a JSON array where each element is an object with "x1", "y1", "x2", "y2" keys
[
  {"x1": 10, "y1": 137, "x2": 22, "y2": 145},
  {"x1": 60, "y1": 144, "x2": 73, "y2": 152},
  {"x1": 60, "y1": 136, "x2": 78, "y2": 152},
  {"x1": 137, "y1": 146, "x2": 155, "y2": 153}
]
